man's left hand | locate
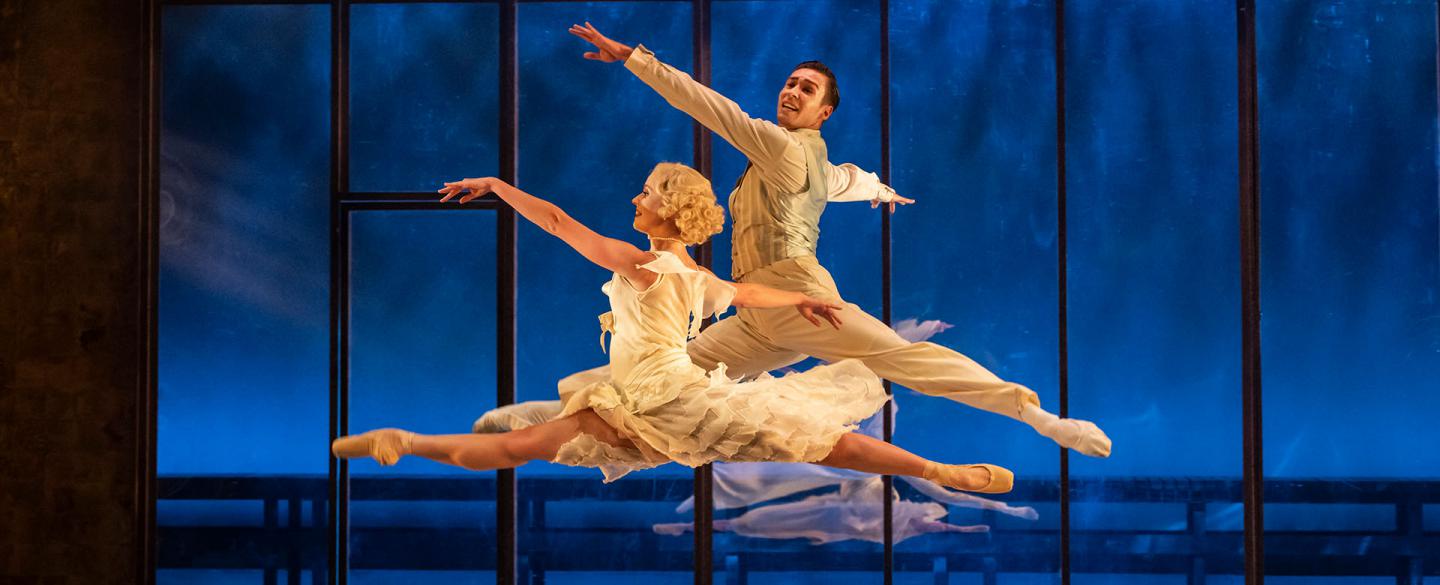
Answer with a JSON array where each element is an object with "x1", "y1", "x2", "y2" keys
[
  {"x1": 568, "y1": 22, "x2": 634, "y2": 63},
  {"x1": 871, "y1": 191, "x2": 916, "y2": 214}
]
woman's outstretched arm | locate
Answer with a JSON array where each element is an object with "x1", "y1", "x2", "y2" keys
[
  {"x1": 730, "y1": 282, "x2": 845, "y2": 328},
  {"x1": 694, "y1": 267, "x2": 844, "y2": 329},
  {"x1": 440, "y1": 177, "x2": 656, "y2": 287}
]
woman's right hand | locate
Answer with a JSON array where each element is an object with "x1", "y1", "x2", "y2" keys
[
  {"x1": 439, "y1": 177, "x2": 504, "y2": 204},
  {"x1": 796, "y1": 295, "x2": 845, "y2": 329}
]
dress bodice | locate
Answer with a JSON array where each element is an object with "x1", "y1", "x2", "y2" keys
[{"x1": 598, "y1": 251, "x2": 736, "y2": 388}]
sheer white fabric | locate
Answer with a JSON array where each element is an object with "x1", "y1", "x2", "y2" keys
[{"x1": 546, "y1": 251, "x2": 889, "y2": 482}]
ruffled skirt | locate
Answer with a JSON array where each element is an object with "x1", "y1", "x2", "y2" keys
[{"x1": 552, "y1": 356, "x2": 889, "y2": 482}]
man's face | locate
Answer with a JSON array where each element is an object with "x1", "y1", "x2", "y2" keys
[{"x1": 776, "y1": 68, "x2": 834, "y2": 130}]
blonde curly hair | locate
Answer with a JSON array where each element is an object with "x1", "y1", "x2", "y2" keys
[{"x1": 649, "y1": 162, "x2": 725, "y2": 246}]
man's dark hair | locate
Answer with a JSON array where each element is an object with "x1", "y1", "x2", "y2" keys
[{"x1": 794, "y1": 60, "x2": 839, "y2": 110}]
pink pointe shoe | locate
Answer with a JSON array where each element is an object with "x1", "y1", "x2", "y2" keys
[
  {"x1": 923, "y1": 462, "x2": 1015, "y2": 494},
  {"x1": 331, "y1": 428, "x2": 415, "y2": 466}
]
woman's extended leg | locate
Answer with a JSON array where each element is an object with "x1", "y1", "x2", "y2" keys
[
  {"x1": 333, "y1": 409, "x2": 630, "y2": 471},
  {"x1": 816, "y1": 433, "x2": 1013, "y2": 494}
]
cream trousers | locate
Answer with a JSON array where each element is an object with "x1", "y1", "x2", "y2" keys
[{"x1": 686, "y1": 256, "x2": 1041, "y2": 421}]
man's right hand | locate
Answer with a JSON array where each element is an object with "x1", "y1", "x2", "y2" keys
[{"x1": 568, "y1": 22, "x2": 634, "y2": 63}]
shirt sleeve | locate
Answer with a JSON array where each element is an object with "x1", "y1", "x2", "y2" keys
[
  {"x1": 824, "y1": 162, "x2": 897, "y2": 203},
  {"x1": 625, "y1": 45, "x2": 809, "y2": 193},
  {"x1": 701, "y1": 273, "x2": 738, "y2": 319}
]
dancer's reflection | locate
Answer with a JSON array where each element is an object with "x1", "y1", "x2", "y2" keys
[
  {"x1": 473, "y1": 398, "x2": 1038, "y2": 545},
  {"x1": 474, "y1": 324, "x2": 1034, "y2": 545}
]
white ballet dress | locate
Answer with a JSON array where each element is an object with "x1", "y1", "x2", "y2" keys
[{"x1": 551, "y1": 250, "x2": 889, "y2": 482}]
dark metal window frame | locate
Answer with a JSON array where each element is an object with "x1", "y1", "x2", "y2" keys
[
  {"x1": 136, "y1": 1, "x2": 1277, "y2": 584},
  {"x1": 1235, "y1": 2, "x2": 1264, "y2": 583}
]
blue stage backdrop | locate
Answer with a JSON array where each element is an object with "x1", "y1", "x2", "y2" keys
[
  {"x1": 158, "y1": 5, "x2": 330, "y2": 585},
  {"x1": 1064, "y1": 1, "x2": 1243, "y2": 581},
  {"x1": 890, "y1": 1, "x2": 1061, "y2": 582},
  {"x1": 157, "y1": 1, "x2": 1439, "y2": 584},
  {"x1": 1258, "y1": 2, "x2": 1440, "y2": 573}
]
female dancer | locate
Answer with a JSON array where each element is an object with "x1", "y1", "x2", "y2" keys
[{"x1": 331, "y1": 163, "x2": 1012, "y2": 493}]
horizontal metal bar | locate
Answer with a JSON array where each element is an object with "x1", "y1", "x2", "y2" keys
[
  {"x1": 340, "y1": 192, "x2": 508, "y2": 203},
  {"x1": 163, "y1": 0, "x2": 695, "y2": 5},
  {"x1": 341, "y1": 192, "x2": 455, "y2": 201},
  {"x1": 162, "y1": 0, "x2": 328, "y2": 5},
  {"x1": 339, "y1": 200, "x2": 504, "y2": 211},
  {"x1": 156, "y1": 525, "x2": 1440, "y2": 575}
]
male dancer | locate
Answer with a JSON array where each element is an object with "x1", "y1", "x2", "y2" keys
[{"x1": 569, "y1": 23, "x2": 1110, "y2": 457}]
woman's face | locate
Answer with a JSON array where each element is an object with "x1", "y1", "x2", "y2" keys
[{"x1": 632, "y1": 173, "x2": 671, "y2": 237}]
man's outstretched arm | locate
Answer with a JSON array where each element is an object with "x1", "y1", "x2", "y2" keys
[
  {"x1": 569, "y1": 22, "x2": 808, "y2": 193},
  {"x1": 824, "y1": 162, "x2": 915, "y2": 212}
]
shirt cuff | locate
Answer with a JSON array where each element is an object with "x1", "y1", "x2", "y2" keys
[{"x1": 623, "y1": 44, "x2": 656, "y2": 75}]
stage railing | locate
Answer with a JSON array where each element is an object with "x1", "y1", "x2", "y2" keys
[{"x1": 156, "y1": 476, "x2": 1440, "y2": 584}]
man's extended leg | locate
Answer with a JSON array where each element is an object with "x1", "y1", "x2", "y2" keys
[
  {"x1": 742, "y1": 301, "x2": 1111, "y2": 458},
  {"x1": 686, "y1": 313, "x2": 805, "y2": 380}
]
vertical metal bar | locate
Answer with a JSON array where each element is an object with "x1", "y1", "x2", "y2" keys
[
  {"x1": 287, "y1": 496, "x2": 303, "y2": 585},
  {"x1": 498, "y1": 0, "x2": 519, "y2": 582},
  {"x1": 693, "y1": 0, "x2": 713, "y2": 226},
  {"x1": 264, "y1": 496, "x2": 280, "y2": 584},
  {"x1": 878, "y1": 0, "x2": 894, "y2": 582},
  {"x1": 327, "y1": 199, "x2": 339, "y2": 585},
  {"x1": 336, "y1": 204, "x2": 352, "y2": 585},
  {"x1": 312, "y1": 495, "x2": 326, "y2": 582},
  {"x1": 329, "y1": 0, "x2": 350, "y2": 583},
  {"x1": 1397, "y1": 497, "x2": 1424, "y2": 585},
  {"x1": 692, "y1": 1, "x2": 714, "y2": 583},
  {"x1": 1053, "y1": 1, "x2": 1071, "y2": 584},
  {"x1": 1236, "y1": 1, "x2": 1264, "y2": 583},
  {"x1": 139, "y1": 1, "x2": 161, "y2": 584},
  {"x1": 327, "y1": 205, "x2": 342, "y2": 585},
  {"x1": 724, "y1": 555, "x2": 743, "y2": 585},
  {"x1": 1188, "y1": 502, "x2": 1208, "y2": 585}
]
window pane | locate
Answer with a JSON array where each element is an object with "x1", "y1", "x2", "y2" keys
[
  {"x1": 1065, "y1": 1, "x2": 1242, "y2": 582},
  {"x1": 346, "y1": 210, "x2": 499, "y2": 581},
  {"x1": 159, "y1": 5, "x2": 330, "y2": 583},
  {"x1": 350, "y1": 3, "x2": 500, "y2": 192},
  {"x1": 1258, "y1": 1, "x2": 1440, "y2": 581},
  {"x1": 892, "y1": 1, "x2": 1060, "y2": 581}
]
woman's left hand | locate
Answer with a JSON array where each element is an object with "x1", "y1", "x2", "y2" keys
[
  {"x1": 797, "y1": 296, "x2": 845, "y2": 329},
  {"x1": 439, "y1": 177, "x2": 503, "y2": 203}
]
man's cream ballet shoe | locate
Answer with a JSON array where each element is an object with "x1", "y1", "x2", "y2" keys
[
  {"x1": 923, "y1": 462, "x2": 1014, "y2": 494},
  {"x1": 1021, "y1": 405, "x2": 1112, "y2": 458},
  {"x1": 331, "y1": 428, "x2": 415, "y2": 466}
]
